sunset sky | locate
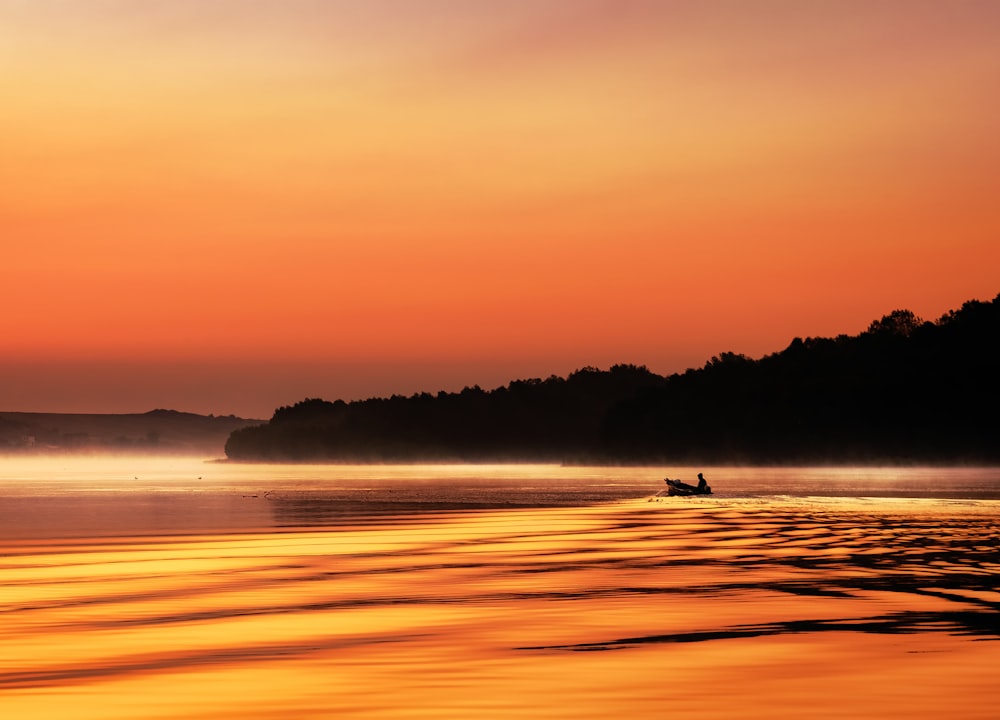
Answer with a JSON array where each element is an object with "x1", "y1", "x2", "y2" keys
[{"x1": 3, "y1": 1, "x2": 998, "y2": 418}]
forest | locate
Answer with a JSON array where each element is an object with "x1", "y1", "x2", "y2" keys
[
  {"x1": 225, "y1": 294, "x2": 1000, "y2": 464},
  {"x1": 1, "y1": 409, "x2": 259, "y2": 456}
]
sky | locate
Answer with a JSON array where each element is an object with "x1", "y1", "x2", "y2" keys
[{"x1": 2, "y1": 0, "x2": 999, "y2": 418}]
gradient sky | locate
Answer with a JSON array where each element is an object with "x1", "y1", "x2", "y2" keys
[{"x1": 3, "y1": 1, "x2": 999, "y2": 418}]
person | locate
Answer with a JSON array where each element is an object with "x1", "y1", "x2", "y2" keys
[{"x1": 696, "y1": 473, "x2": 710, "y2": 493}]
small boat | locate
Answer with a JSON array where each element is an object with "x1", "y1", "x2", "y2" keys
[{"x1": 664, "y1": 478, "x2": 712, "y2": 496}]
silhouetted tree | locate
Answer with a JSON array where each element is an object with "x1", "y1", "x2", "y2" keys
[{"x1": 225, "y1": 293, "x2": 1000, "y2": 464}]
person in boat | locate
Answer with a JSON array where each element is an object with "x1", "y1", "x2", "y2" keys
[
  {"x1": 663, "y1": 473, "x2": 712, "y2": 495},
  {"x1": 696, "y1": 473, "x2": 710, "y2": 493}
]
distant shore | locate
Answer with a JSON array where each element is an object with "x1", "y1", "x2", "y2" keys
[
  {"x1": 224, "y1": 294, "x2": 1000, "y2": 464},
  {"x1": 0, "y1": 409, "x2": 261, "y2": 457}
]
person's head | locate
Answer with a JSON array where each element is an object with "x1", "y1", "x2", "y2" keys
[{"x1": 698, "y1": 473, "x2": 704, "y2": 480}]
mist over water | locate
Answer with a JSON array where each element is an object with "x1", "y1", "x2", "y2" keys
[
  {"x1": 2, "y1": 458, "x2": 999, "y2": 719},
  {"x1": 2, "y1": 458, "x2": 998, "y2": 539}
]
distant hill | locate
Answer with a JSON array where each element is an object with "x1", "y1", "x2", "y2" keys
[
  {"x1": 0, "y1": 409, "x2": 262, "y2": 457},
  {"x1": 225, "y1": 293, "x2": 1000, "y2": 464}
]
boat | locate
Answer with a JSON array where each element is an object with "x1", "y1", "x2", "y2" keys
[{"x1": 663, "y1": 478, "x2": 712, "y2": 496}]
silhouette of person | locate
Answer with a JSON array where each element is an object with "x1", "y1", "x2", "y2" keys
[{"x1": 696, "y1": 473, "x2": 710, "y2": 493}]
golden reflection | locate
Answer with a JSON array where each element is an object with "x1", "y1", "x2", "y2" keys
[{"x1": 2, "y1": 477, "x2": 1000, "y2": 718}]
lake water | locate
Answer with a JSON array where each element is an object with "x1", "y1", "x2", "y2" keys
[{"x1": 2, "y1": 458, "x2": 999, "y2": 718}]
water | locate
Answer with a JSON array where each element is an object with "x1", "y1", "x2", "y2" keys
[
  {"x1": 2, "y1": 459, "x2": 998, "y2": 539},
  {"x1": 2, "y1": 458, "x2": 999, "y2": 718}
]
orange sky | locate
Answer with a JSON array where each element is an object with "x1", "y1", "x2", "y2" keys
[{"x1": 2, "y1": 1, "x2": 999, "y2": 417}]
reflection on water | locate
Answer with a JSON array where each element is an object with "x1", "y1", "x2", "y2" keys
[
  {"x1": 1, "y1": 458, "x2": 999, "y2": 718},
  {"x1": 2, "y1": 459, "x2": 999, "y2": 539}
]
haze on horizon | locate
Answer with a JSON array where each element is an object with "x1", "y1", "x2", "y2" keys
[{"x1": 3, "y1": 1, "x2": 999, "y2": 418}]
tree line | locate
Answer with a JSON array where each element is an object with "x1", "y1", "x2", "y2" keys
[{"x1": 225, "y1": 293, "x2": 1000, "y2": 464}]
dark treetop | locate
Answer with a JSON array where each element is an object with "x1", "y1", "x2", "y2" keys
[{"x1": 225, "y1": 293, "x2": 1000, "y2": 464}]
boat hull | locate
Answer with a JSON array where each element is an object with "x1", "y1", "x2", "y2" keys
[{"x1": 664, "y1": 479, "x2": 712, "y2": 496}]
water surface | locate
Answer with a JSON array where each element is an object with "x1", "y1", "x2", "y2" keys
[{"x1": 2, "y1": 459, "x2": 998, "y2": 718}]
